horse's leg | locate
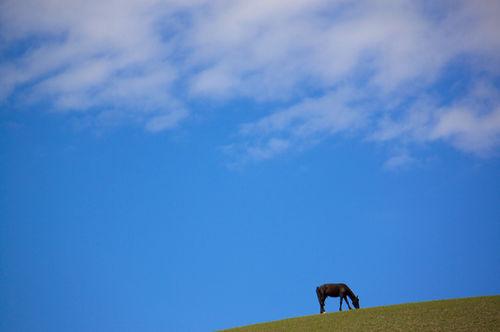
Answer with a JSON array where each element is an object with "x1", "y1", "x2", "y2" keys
[
  {"x1": 339, "y1": 297, "x2": 343, "y2": 311},
  {"x1": 345, "y1": 296, "x2": 352, "y2": 310},
  {"x1": 317, "y1": 288, "x2": 325, "y2": 314}
]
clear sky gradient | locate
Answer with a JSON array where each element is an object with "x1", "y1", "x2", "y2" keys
[{"x1": 1, "y1": 1, "x2": 500, "y2": 331}]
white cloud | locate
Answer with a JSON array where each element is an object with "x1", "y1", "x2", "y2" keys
[
  {"x1": 145, "y1": 109, "x2": 188, "y2": 133},
  {"x1": 371, "y1": 81, "x2": 500, "y2": 157},
  {"x1": 247, "y1": 87, "x2": 365, "y2": 132},
  {"x1": 1, "y1": 0, "x2": 499, "y2": 160},
  {"x1": 383, "y1": 151, "x2": 415, "y2": 171},
  {"x1": 246, "y1": 138, "x2": 291, "y2": 161},
  {"x1": 0, "y1": 0, "x2": 188, "y2": 126},
  {"x1": 432, "y1": 106, "x2": 500, "y2": 155},
  {"x1": 210, "y1": 0, "x2": 500, "y2": 160}
]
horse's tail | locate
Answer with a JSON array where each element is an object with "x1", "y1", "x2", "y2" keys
[{"x1": 316, "y1": 286, "x2": 323, "y2": 301}]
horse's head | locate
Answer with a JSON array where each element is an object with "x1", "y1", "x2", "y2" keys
[{"x1": 352, "y1": 296, "x2": 360, "y2": 309}]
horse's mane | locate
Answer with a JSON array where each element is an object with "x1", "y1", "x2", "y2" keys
[{"x1": 342, "y1": 283, "x2": 356, "y2": 299}]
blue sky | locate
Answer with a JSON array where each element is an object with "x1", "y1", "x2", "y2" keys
[{"x1": 1, "y1": 1, "x2": 500, "y2": 331}]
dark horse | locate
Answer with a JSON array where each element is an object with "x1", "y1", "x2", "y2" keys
[{"x1": 316, "y1": 283, "x2": 360, "y2": 313}]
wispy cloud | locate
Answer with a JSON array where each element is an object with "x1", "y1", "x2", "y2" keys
[
  {"x1": 1, "y1": 0, "x2": 499, "y2": 161},
  {"x1": 372, "y1": 80, "x2": 500, "y2": 157},
  {"x1": 230, "y1": 87, "x2": 370, "y2": 162},
  {"x1": 383, "y1": 150, "x2": 416, "y2": 171},
  {"x1": 0, "y1": 0, "x2": 190, "y2": 127}
]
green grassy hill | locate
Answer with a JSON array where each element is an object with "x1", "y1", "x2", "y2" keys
[{"x1": 220, "y1": 295, "x2": 500, "y2": 331}]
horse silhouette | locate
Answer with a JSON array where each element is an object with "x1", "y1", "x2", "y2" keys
[{"x1": 316, "y1": 283, "x2": 360, "y2": 313}]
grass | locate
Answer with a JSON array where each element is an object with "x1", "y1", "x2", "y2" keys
[{"x1": 220, "y1": 295, "x2": 500, "y2": 331}]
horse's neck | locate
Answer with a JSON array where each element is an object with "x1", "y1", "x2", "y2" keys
[{"x1": 344, "y1": 285, "x2": 356, "y2": 300}]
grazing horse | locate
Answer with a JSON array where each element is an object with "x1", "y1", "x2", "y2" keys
[{"x1": 316, "y1": 283, "x2": 360, "y2": 313}]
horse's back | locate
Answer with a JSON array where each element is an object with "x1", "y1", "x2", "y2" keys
[
  {"x1": 320, "y1": 283, "x2": 352, "y2": 297},
  {"x1": 321, "y1": 283, "x2": 341, "y2": 297},
  {"x1": 321, "y1": 283, "x2": 346, "y2": 289}
]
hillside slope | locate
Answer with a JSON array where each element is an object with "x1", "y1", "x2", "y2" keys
[{"x1": 220, "y1": 295, "x2": 500, "y2": 331}]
